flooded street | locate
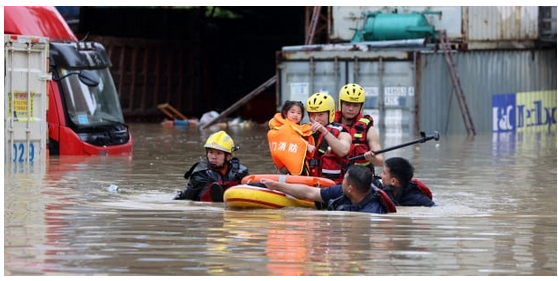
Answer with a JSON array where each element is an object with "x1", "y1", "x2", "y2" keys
[{"x1": 4, "y1": 122, "x2": 557, "y2": 275}]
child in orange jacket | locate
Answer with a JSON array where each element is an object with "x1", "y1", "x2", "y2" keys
[{"x1": 267, "y1": 100, "x2": 315, "y2": 175}]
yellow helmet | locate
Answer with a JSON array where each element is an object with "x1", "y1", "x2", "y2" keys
[
  {"x1": 306, "y1": 92, "x2": 335, "y2": 123},
  {"x1": 204, "y1": 131, "x2": 237, "y2": 154},
  {"x1": 339, "y1": 83, "x2": 365, "y2": 109}
]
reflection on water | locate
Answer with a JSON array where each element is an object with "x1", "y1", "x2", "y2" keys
[{"x1": 4, "y1": 123, "x2": 557, "y2": 275}]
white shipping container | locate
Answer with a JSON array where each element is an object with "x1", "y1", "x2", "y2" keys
[
  {"x1": 463, "y1": 6, "x2": 539, "y2": 49},
  {"x1": 330, "y1": 6, "x2": 462, "y2": 42},
  {"x1": 4, "y1": 35, "x2": 50, "y2": 166},
  {"x1": 330, "y1": 6, "x2": 544, "y2": 49},
  {"x1": 277, "y1": 45, "x2": 419, "y2": 137}
]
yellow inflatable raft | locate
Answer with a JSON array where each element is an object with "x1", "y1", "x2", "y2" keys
[
  {"x1": 225, "y1": 175, "x2": 337, "y2": 209},
  {"x1": 224, "y1": 184, "x2": 317, "y2": 209}
]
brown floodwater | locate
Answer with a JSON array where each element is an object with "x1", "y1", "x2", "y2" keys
[{"x1": 4, "y1": 122, "x2": 556, "y2": 275}]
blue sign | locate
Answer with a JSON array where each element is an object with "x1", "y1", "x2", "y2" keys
[
  {"x1": 492, "y1": 91, "x2": 557, "y2": 133},
  {"x1": 492, "y1": 93, "x2": 516, "y2": 132}
]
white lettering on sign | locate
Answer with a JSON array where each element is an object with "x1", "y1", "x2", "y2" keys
[
  {"x1": 384, "y1": 96, "x2": 400, "y2": 106},
  {"x1": 384, "y1": 87, "x2": 407, "y2": 96},
  {"x1": 493, "y1": 106, "x2": 514, "y2": 131}
]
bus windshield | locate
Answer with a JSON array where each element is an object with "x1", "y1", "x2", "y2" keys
[{"x1": 59, "y1": 67, "x2": 126, "y2": 126}]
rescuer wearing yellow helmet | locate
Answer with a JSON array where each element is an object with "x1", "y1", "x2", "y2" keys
[
  {"x1": 333, "y1": 83, "x2": 384, "y2": 174},
  {"x1": 305, "y1": 92, "x2": 352, "y2": 184},
  {"x1": 173, "y1": 130, "x2": 249, "y2": 202}
]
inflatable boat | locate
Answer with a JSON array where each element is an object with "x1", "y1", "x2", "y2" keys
[
  {"x1": 224, "y1": 184, "x2": 317, "y2": 209},
  {"x1": 241, "y1": 174, "x2": 335, "y2": 187},
  {"x1": 224, "y1": 175, "x2": 336, "y2": 209}
]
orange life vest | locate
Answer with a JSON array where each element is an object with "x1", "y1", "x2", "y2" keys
[{"x1": 267, "y1": 113, "x2": 315, "y2": 175}]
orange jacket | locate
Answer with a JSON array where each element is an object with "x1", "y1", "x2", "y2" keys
[{"x1": 267, "y1": 113, "x2": 315, "y2": 175}]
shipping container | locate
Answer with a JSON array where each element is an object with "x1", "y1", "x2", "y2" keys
[
  {"x1": 419, "y1": 49, "x2": 557, "y2": 135},
  {"x1": 329, "y1": 6, "x2": 552, "y2": 50},
  {"x1": 330, "y1": 6, "x2": 461, "y2": 42},
  {"x1": 4, "y1": 35, "x2": 49, "y2": 170},
  {"x1": 276, "y1": 45, "x2": 556, "y2": 137},
  {"x1": 276, "y1": 42, "x2": 432, "y2": 138},
  {"x1": 463, "y1": 6, "x2": 539, "y2": 49}
]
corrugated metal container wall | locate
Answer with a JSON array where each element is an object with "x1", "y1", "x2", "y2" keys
[
  {"x1": 419, "y1": 49, "x2": 557, "y2": 135},
  {"x1": 463, "y1": 6, "x2": 539, "y2": 49},
  {"x1": 330, "y1": 6, "x2": 462, "y2": 42},
  {"x1": 277, "y1": 48, "x2": 418, "y2": 138}
]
